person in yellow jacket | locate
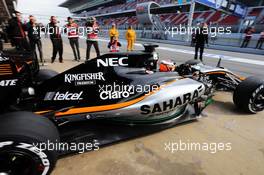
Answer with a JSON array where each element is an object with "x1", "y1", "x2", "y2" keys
[
  {"x1": 108, "y1": 23, "x2": 119, "y2": 40},
  {"x1": 126, "y1": 25, "x2": 136, "y2": 51}
]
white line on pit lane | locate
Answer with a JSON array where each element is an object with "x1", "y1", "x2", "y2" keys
[{"x1": 93, "y1": 38, "x2": 264, "y2": 66}]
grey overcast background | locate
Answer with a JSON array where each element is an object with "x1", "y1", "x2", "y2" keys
[{"x1": 17, "y1": 0, "x2": 71, "y2": 24}]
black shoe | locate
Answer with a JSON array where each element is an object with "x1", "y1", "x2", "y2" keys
[{"x1": 51, "y1": 59, "x2": 55, "y2": 63}]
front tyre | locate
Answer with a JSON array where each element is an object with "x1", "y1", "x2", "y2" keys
[
  {"x1": 233, "y1": 77, "x2": 264, "y2": 113},
  {"x1": 0, "y1": 112, "x2": 60, "y2": 175}
]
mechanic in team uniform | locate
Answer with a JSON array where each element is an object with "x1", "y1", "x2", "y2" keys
[
  {"x1": 126, "y1": 25, "x2": 136, "y2": 52},
  {"x1": 7, "y1": 11, "x2": 31, "y2": 51},
  {"x1": 65, "y1": 17, "x2": 80, "y2": 61},
  {"x1": 86, "y1": 17, "x2": 100, "y2": 61},
  {"x1": 108, "y1": 36, "x2": 122, "y2": 52},
  {"x1": 47, "y1": 16, "x2": 63, "y2": 63},
  {"x1": 194, "y1": 23, "x2": 208, "y2": 62},
  {"x1": 26, "y1": 15, "x2": 44, "y2": 65},
  {"x1": 108, "y1": 23, "x2": 119, "y2": 40}
]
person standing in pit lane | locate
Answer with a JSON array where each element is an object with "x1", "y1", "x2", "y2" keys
[
  {"x1": 256, "y1": 30, "x2": 264, "y2": 49},
  {"x1": 47, "y1": 16, "x2": 63, "y2": 63},
  {"x1": 26, "y1": 15, "x2": 44, "y2": 65},
  {"x1": 65, "y1": 17, "x2": 80, "y2": 62},
  {"x1": 126, "y1": 25, "x2": 136, "y2": 52},
  {"x1": 7, "y1": 10, "x2": 31, "y2": 51},
  {"x1": 86, "y1": 17, "x2": 100, "y2": 61},
  {"x1": 241, "y1": 27, "x2": 254, "y2": 48},
  {"x1": 194, "y1": 23, "x2": 209, "y2": 62}
]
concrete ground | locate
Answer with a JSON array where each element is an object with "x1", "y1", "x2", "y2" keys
[{"x1": 38, "y1": 38, "x2": 264, "y2": 175}]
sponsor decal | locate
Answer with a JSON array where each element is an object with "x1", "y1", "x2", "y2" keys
[
  {"x1": 65, "y1": 72, "x2": 105, "y2": 86},
  {"x1": 141, "y1": 89, "x2": 200, "y2": 115},
  {"x1": 0, "y1": 141, "x2": 13, "y2": 148},
  {"x1": 0, "y1": 79, "x2": 18, "y2": 86},
  {"x1": 0, "y1": 56, "x2": 9, "y2": 61},
  {"x1": 98, "y1": 82, "x2": 159, "y2": 100},
  {"x1": 97, "y1": 57, "x2": 128, "y2": 67},
  {"x1": 44, "y1": 91, "x2": 83, "y2": 101}
]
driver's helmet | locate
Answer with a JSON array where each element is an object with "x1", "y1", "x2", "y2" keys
[{"x1": 159, "y1": 60, "x2": 176, "y2": 72}]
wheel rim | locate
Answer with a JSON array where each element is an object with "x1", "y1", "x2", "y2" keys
[
  {"x1": 251, "y1": 89, "x2": 264, "y2": 112},
  {"x1": 0, "y1": 151, "x2": 42, "y2": 175}
]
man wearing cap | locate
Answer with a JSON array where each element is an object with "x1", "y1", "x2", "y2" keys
[
  {"x1": 65, "y1": 17, "x2": 80, "y2": 61},
  {"x1": 7, "y1": 10, "x2": 31, "y2": 51}
]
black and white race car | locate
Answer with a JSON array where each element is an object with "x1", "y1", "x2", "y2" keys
[{"x1": 0, "y1": 44, "x2": 263, "y2": 175}]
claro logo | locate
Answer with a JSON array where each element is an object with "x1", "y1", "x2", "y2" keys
[{"x1": 97, "y1": 57, "x2": 128, "y2": 67}]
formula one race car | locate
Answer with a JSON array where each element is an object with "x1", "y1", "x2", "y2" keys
[{"x1": 0, "y1": 44, "x2": 263, "y2": 175}]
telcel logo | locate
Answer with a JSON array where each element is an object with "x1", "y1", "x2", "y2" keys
[
  {"x1": 97, "y1": 57, "x2": 128, "y2": 67},
  {"x1": 44, "y1": 91, "x2": 83, "y2": 101}
]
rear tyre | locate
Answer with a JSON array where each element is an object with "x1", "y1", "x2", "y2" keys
[
  {"x1": 35, "y1": 69, "x2": 59, "y2": 84},
  {"x1": 233, "y1": 76, "x2": 264, "y2": 113},
  {"x1": 0, "y1": 112, "x2": 60, "y2": 175}
]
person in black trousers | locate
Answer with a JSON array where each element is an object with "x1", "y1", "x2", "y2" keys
[
  {"x1": 47, "y1": 16, "x2": 63, "y2": 63},
  {"x1": 256, "y1": 31, "x2": 264, "y2": 49},
  {"x1": 86, "y1": 17, "x2": 100, "y2": 60},
  {"x1": 7, "y1": 11, "x2": 31, "y2": 51},
  {"x1": 65, "y1": 17, "x2": 80, "y2": 61},
  {"x1": 241, "y1": 27, "x2": 255, "y2": 48},
  {"x1": 194, "y1": 23, "x2": 208, "y2": 62},
  {"x1": 26, "y1": 16, "x2": 44, "y2": 65}
]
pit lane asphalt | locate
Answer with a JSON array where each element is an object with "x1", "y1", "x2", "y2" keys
[{"x1": 38, "y1": 38, "x2": 264, "y2": 175}]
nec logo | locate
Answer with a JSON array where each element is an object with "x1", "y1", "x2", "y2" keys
[{"x1": 97, "y1": 57, "x2": 128, "y2": 67}]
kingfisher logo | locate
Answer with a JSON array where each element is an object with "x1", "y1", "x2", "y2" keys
[
  {"x1": 65, "y1": 72, "x2": 105, "y2": 86},
  {"x1": 97, "y1": 57, "x2": 128, "y2": 67}
]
